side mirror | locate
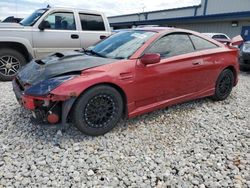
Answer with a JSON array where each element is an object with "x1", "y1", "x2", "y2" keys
[
  {"x1": 230, "y1": 35, "x2": 244, "y2": 47},
  {"x1": 140, "y1": 53, "x2": 161, "y2": 65},
  {"x1": 38, "y1": 20, "x2": 50, "y2": 30}
]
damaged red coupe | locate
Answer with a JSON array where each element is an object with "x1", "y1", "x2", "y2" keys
[{"x1": 13, "y1": 28, "x2": 242, "y2": 136}]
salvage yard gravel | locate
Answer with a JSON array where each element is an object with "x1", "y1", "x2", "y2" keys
[{"x1": 0, "y1": 72, "x2": 250, "y2": 187}]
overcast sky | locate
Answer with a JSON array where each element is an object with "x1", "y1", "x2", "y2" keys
[{"x1": 0, "y1": 0, "x2": 200, "y2": 20}]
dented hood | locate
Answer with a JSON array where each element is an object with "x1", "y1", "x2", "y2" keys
[{"x1": 17, "y1": 51, "x2": 117, "y2": 85}]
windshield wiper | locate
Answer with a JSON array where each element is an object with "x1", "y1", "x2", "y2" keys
[{"x1": 84, "y1": 49, "x2": 106, "y2": 58}]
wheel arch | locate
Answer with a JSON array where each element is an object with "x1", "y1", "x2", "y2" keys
[
  {"x1": 0, "y1": 41, "x2": 33, "y2": 62},
  {"x1": 223, "y1": 65, "x2": 237, "y2": 86},
  {"x1": 67, "y1": 82, "x2": 128, "y2": 121}
]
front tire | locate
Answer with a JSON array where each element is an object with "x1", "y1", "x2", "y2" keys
[
  {"x1": 212, "y1": 69, "x2": 234, "y2": 101},
  {"x1": 73, "y1": 85, "x2": 123, "y2": 136},
  {"x1": 0, "y1": 48, "x2": 26, "y2": 81}
]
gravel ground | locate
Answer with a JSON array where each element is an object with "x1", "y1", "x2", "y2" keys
[{"x1": 0, "y1": 73, "x2": 250, "y2": 188}]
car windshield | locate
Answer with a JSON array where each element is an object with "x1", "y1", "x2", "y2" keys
[
  {"x1": 89, "y1": 30, "x2": 156, "y2": 59},
  {"x1": 20, "y1": 9, "x2": 48, "y2": 26}
]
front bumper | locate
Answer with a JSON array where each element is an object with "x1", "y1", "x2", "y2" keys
[
  {"x1": 12, "y1": 79, "x2": 36, "y2": 110},
  {"x1": 12, "y1": 78, "x2": 76, "y2": 126}
]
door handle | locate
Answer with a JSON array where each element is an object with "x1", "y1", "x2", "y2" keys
[
  {"x1": 100, "y1": 35, "x2": 107, "y2": 40},
  {"x1": 71, "y1": 34, "x2": 79, "y2": 39},
  {"x1": 192, "y1": 62, "x2": 202, "y2": 65}
]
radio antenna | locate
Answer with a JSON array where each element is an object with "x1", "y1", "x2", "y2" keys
[{"x1": 15, "y1": 0, "x2": 18, "y2": 17}]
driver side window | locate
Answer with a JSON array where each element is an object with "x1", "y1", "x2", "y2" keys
[
  {"x1": 146, "y1": 33, "x2": 195, "y2": 58},
  {"x1": 43, "y1": 12, "x2": 76, "y2": 30}
]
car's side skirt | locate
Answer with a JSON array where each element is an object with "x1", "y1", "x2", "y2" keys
[{"x1": 128, "y1": 88, "x2": 215, "y2": 119}]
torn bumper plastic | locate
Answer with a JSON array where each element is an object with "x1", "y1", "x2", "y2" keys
[
  {"x1": 12, "y1": 78, "x2": 76, "y2": 126},
  {"x1": 13, "y1": 79, "x2": 40, "y2": 110}
]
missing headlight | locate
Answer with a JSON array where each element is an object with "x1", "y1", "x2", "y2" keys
[{"x1": 25, "y1": 75, "x2": 75, "y2": 96}]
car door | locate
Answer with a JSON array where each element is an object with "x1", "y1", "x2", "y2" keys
[
  {"x1": 78, "y1": 13, "x2": 111, "y2": 49},
  {"x1": 134, "y1": 33, "x2": 206, "y2": 108},
  {"x1": 32, "y1": 11, "x2": 81, "y2": 58},
  {"x1": 189, "y1": 34, "x2": 221, "y2": 91}
]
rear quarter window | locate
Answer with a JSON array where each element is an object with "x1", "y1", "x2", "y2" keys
[
  {"x1": 146, "y1": 33, "x2": 195, "y2": 58},
  {"x1": 79, "y1": 13, "x2": 105, "y2": 31},
  {"x1": 190, "y1": 35, "x2": 219, "y2": 51}
]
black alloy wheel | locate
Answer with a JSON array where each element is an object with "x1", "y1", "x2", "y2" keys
[
  {"x1": 73, "y1": 85, "x2": 123, "y2": 136},
  {"x1": 212, "y1": 69, "x2": 234, "y2": 101},
  {"x1": 84, "y1": 94, "x2": 117, "y2": 128}
]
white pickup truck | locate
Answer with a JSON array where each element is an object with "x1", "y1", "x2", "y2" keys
[{"x1": 0, "y1": 7, "x2": 111, "y2": 81}]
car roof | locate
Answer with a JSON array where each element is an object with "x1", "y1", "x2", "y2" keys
[
  {"x1": 128, "y1": 27, "x2": 207, "y2": 36},
  {"x1": 46, "y1": 7, "x2": 104, "y2": 15},
  {"x1": 122, "y1": 27, "x2": 225, "y2": 47},
  {"x1": 124, "y1": 27, "x2": 197, "y2": 34},
  {"x1": 131, "y1": 27, "x2": 175, "y2": 32},
  {"x1": 203, "y1": 33, "x2": 228, "y2": 36}
]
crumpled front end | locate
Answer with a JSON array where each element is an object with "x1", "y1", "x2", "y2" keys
[
  {"x1": 12, "y1": 76, "x2": 72, "y2": 124},
  {"x1": 12, "y1": 51, "x2": 117, "y2": 125}
]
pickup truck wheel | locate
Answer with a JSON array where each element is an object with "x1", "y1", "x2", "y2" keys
[
  {"x1": 73, "y1": 85, "x2": 123, "y2": 136},
  {"x1": 0, "y1": 49, "x2": 26, "y2": 81}
]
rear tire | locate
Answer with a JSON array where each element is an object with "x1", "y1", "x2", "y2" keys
[
  {"x1": 211, "y1": 69, "x2": 234, "y2": 101},
  {"x1": 72, "y1": 85, "x2": 123, "y2": 136},
  {"x1": 0, "y1": 48, "x2": 26, "y2": 81}
]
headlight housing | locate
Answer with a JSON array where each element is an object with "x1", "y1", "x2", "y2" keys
[
  {"x1": 242, "y1": 42, "x2": 250, "y2": 53},
  {"x1": 25, "y1": 75, "x2": 75, "y2": 96}
]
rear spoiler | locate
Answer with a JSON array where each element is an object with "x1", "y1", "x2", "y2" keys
[
  {"x1": 215, "y1": 38, "x2": 231, "y2": 45},
  {"x1": 230, "y1": 35, "x2": 244, "y2": 47}
]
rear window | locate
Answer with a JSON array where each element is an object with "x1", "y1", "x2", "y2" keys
[
  {"x1": 190, "y1": 35, "x2": 218, "y2": 50},
  {"x1": 79, "y1": 13, "x2": 105, "y2": 31}
]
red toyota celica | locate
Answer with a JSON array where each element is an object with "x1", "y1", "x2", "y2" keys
[{"x1": 13, "y1": 27, "x2": 242, "y2": 136}]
